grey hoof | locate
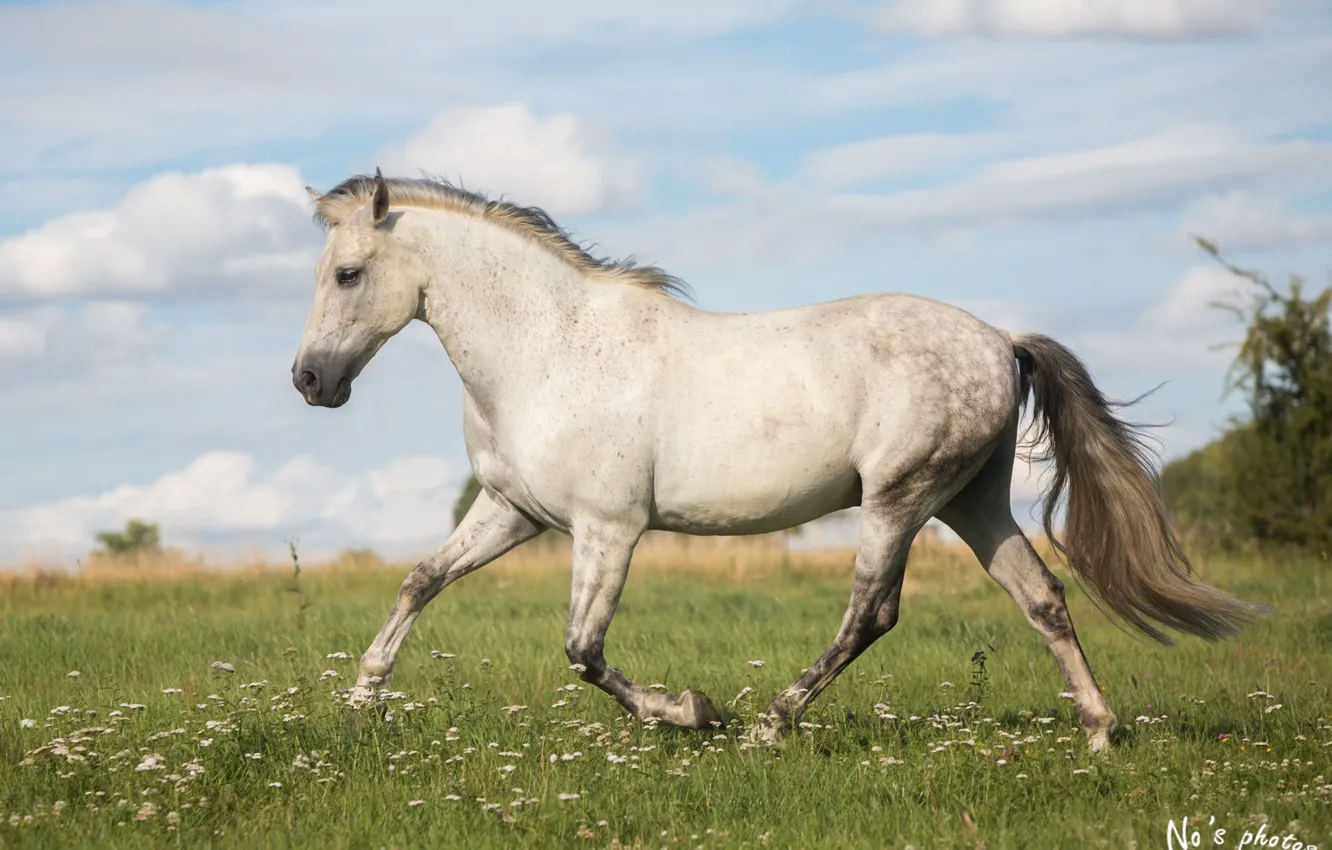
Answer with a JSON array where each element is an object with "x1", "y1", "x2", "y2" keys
[{"x1": 679, "y1": 690, "x2": 723, "y2": 729}]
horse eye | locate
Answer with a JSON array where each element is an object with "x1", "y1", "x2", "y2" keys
[{"x1": 335, "y1": 267, "x2": 361, "y2": 286}]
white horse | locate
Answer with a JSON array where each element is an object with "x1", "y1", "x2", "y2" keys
[{"x1": 292, "y1": 170, "x2": 1261, "y2": 750}]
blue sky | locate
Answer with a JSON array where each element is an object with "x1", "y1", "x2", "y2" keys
[{"x1": 1, "y1": 0, "x2": 1330, "y2": 563}]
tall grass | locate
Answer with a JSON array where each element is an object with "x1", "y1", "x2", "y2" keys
[{"x1": 1, "y1": 539, "x2": 1327, "y2": 848}]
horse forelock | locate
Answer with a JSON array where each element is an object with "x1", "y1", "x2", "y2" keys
[{"x1": 312, "y1": 174, "x2": 690, "y2": 300}]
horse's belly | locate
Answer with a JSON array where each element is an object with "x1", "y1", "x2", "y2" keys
[{"x1": 649, "y1": 453, "x2": 861, "y2": 535}]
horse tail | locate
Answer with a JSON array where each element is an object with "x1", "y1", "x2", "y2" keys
[{"x1": 1009, "y1": 332, "x2": 1266, "y2": 644}]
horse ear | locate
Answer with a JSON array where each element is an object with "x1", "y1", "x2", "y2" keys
[
  {"x1": 372, "y1": 167, "x2": 390, "y2": 224},
  {"x1": 305, "y1": 186, "x2": 323, "y2": 202}
]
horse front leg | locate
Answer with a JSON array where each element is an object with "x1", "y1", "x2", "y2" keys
[
  {"x1": 565, "y1": 522, "x2": 723, "y2": 729},
  {"x1": 352, "y1": 489, "x2": 542, "y2": 703}
]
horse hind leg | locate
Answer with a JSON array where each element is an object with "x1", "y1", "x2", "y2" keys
[{"x1": 936, "y1": 445, "x2": 1117, "y2": 751}]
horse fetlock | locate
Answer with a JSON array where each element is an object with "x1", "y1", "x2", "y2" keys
[
  {"x1": 1076, "y1": 704, "x2": 1116, "y2": 752},
  {"x1": 357, "y1": 649, "x2": 393, "y2": 682}
]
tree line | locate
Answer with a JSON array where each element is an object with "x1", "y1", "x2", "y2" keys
[{"x1": 1160, "y1": 238, "x2": 1332, "y2": 555}]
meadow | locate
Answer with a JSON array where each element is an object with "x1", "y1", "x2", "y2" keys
[{"x1": 1, "y1": 538, "x2": 1328, "y2": 849}]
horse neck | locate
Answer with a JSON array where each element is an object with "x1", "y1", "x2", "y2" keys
[{"x1": 410, "y1": 209, "x2": 589, "y2": 405}]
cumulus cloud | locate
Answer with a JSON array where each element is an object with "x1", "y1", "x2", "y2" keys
[
  {"x1": 1183, "y1": 191, "x2": 1332, "y2": 252},
  {"x1": 374, "y1": 103, "x2": 640, "y2": 215},
  {"x1": 2, "y1": 451, "x2": 460, "y2": 560},
  {"x1": 0, "y1": 165, "x2": 318, "y2": 302},
  {"x1": 866, "y1": 0, "x2": 1271, "y2": 38}
]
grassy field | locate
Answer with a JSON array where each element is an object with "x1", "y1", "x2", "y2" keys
[{"x1": 1, "y1": 541, "x2": 1329, "y2": 849}]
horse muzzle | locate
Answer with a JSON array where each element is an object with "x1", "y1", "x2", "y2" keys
[{"x1": 292, "y1": 355, "x2": 353, "y2": 408}]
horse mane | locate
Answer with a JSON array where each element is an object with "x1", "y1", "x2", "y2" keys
[{"x1": 313, "y1": 174, "x2": 690, "y2": 300}]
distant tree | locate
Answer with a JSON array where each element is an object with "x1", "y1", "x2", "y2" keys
[
  {"x1": 453, "y1": 474, "x2": 483, "y2": 530},
  {"x1": 1162, "y1": 238, "x2": 1332, "y2": 551},
  {"x1": 1159, "y1": 428, "x2": 1247, "y2": 549},
  {"x1": 95, "y1": 519, "x2": 161, "y2": 556}
]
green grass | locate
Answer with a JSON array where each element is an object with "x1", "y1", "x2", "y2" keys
[{"x1": 0, "y1": 553, "x2": 1329, "y2": 849}]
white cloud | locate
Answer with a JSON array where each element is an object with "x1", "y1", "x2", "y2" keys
[
  {"x1": 702, "y1": 157, "x2": 768, "y2": 199},
  {"x1": 1183, "y1": 191, "x2": 1332, "y2": 252},
  {"x1": 0, "y1": 1, "x2": 808, "y2": 175},
  {"x1": 618, "y1": 134, "x2": 1332, "y2": 270},
  {"x1": 866, "y1": 0, "x2": 1271, "y2": 38},
  {"x1": 796, "y1": 133, "x2": 1009, "y2": 190},
  {"x1": 1076, "y1": 264, "x2": 1247, "y2": 373},
  {"x1": 374, "y1": 103, "x2": 639, "y2": 215},
  {"x1": 0, "y1": 165, "x2": 318, "y2": 301},
  {"x1": 806, "y1": 30, "x2": 1330, "y2": 150},
  {"x1": 841, "y1": 133, "x2": 1332, "y2": 227},
  {"x1": 0, "y1": 314, "x2": 47, "y2": 361},
  {"x1": 0, "y1": 301, "x2": 159, "y2": 375},
  {"x1": 2, "y1": 451, "x2": 460, "y2": 560}
]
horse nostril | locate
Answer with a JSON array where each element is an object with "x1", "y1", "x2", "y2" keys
[{"x1": 298, "y1": 369, "x2": 319, "y2": 396}]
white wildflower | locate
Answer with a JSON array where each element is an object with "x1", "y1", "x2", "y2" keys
[{"x1": 135, "y1": 754, "x2": 164, "y2": 772}]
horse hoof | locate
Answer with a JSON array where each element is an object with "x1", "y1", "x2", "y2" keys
[
  {"x1": 1087, "y1": 728, "x2": 1112, "y2": 753},
  {"x1": 679, "y1": 690, "x2": 723, "y2": 729},
  {"x1": 346, "y1": 707, "x2": 374, "y2": 732},
  {"x1": 745, "y1": 718, "x2": 787, "y2": 749}
]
